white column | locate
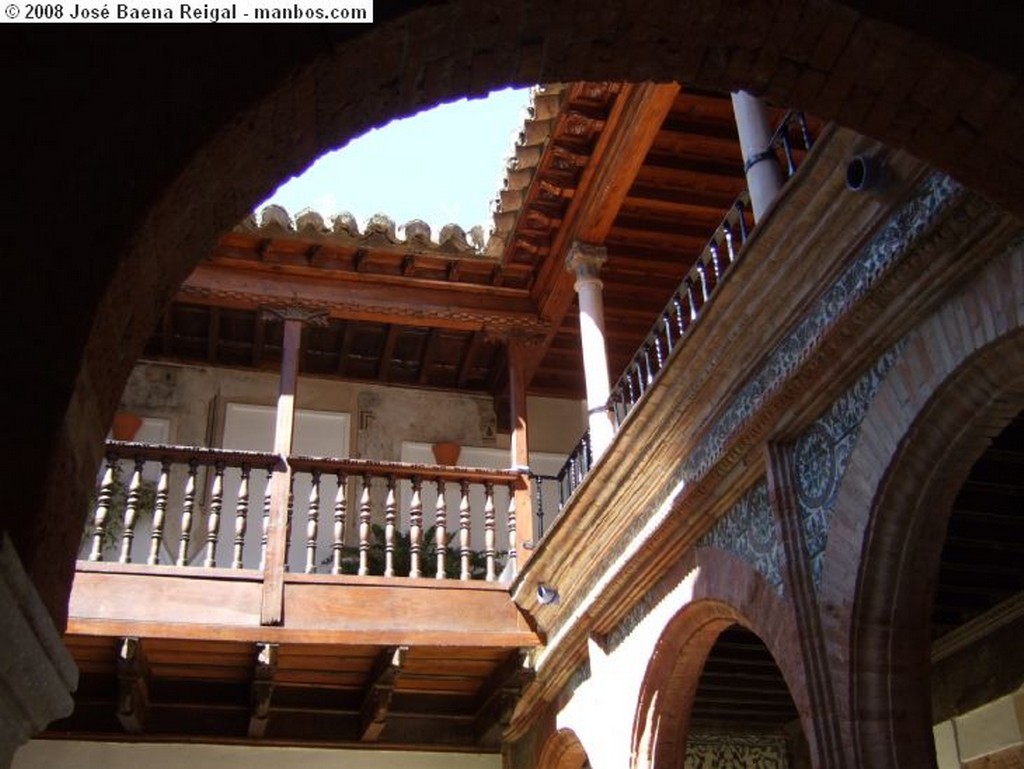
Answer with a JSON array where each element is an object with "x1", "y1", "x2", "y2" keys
[
  {"x1": 731, "y1": 90, "x2": 785, "y2": 223},
  {"x1": 566, "y1": 242, "x2": 615, "y2": 459}
]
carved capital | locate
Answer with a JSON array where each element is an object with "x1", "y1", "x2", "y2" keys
[
  {"x1": 259, "y1": 305, "x2": 330, "y2": 326},
  {"x1": 565, "y1": 241, "x2": 608, "y2": 290}
]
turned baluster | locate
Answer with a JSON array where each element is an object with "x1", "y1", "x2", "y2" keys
[
  {"x1": 259, "y1": 467, "x2": 272, "y2": 571},
  {"x1": 483, "y1": 482, "x2": 496, "y2": 582},
  {"x1": 796, "y1": 112, "x2": 813, "y2": 151},
  {"x1": 89, "y1": 454, "x2": 119, "y2": 562},
  {"x1": 662, "y1": 312, "x2": 674, "y2": 354},
  {"x1": 232, "y1": 464, "x2": 250, "y2": 569},
  {"x1": 409, "y1": 477, "x2": 423, "y2": 578},
  {"x1": 358, "y1": 473, "x2": 372, "y2": 576},
  {"x1": 685, "y1": 277, "x2": 701, "y2": 318},
  {"x1": 434, "y1": 479, "x2": 447, "y2": 579},
  {"x1": 642, "y1": 344, "x2": 654, "y2": 386},
  {"x1": 625, "y1": 364, "x2": 638, "y2": 406},
  {"x1": 459, "y1": 480, "x2": 472, "y2": 581},
  {"x1": 507, "y1": 481, "x2": 518, "y2": 573},
  {"x1": 697, "y1": 259, "x2": 711, "y2": 302},
  {"x1": 331, "y1": 471, "x2": 347, "y2": 575},
  {"x1": 673, "y1": 293, "x2": 687, "y2": 338},
  {"x1": 710, "y1": 241, "x2": 723, "y2": 281},
  {"x1": 383, "y1": 475, "x2": 397, "y2": 577},
  {"x1": 176, "y1": 459, "x2": 199, "y2": 567},
  {"x1": 305, "y1": 470, "x2": 321, "y2": 574},
  {"x1": 736, "y1": 199, "x2": 750, "y2": 242},
  {"x1": 203, "y1": 462, "x2": 225, "y2": 568},
  {"x1": 118, "y1": 457, "x2": 145, "y2": 564},
  {"x1": 723, "y1": 222, "x2": 736, "y2": 264},
  {"x1": 285, "y1": 473, "x2": 294, "y2": 572},
  {"x1": 653, "y1": 330, "x2": 665, "y2": 371},
  {"x1": 147, "y1": 460, "x2": 170, "y2": 565}
]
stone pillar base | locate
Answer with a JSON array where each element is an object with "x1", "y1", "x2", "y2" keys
[{"x1": 0, "y1": 533, "x2": 78, "y2": 769}]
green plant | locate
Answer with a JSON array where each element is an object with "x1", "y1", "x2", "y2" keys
[
  {"x1": 329, "y1": 524, "x2": 505, "y2": 579},
  {"x1": 83, "y1": 475, "x2": 158, "y2": 558}
]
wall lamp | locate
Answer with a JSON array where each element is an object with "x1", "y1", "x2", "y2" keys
[
  {"x1": 845, "y1": 154, "x2": 886, "y2": 192},
  {"x1": 536, "y1": 582, "x2": 560, "y2": 605}
]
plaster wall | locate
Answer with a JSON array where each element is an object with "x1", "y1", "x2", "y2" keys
[{"x1": 120, "y1": 360, "x2": 585, "y2": 461}]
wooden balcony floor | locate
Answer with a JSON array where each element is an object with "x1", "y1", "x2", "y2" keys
[{"x1": 49, "y1": 562, "x2": 540, "y2": 750}]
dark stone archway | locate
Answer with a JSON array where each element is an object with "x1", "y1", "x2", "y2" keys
[{"x1": 3, "y1": 1, "x2": 1022, "y2": 625}]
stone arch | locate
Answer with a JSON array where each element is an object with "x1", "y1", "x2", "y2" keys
[
  {"x1": 538, "y1": 727, "x2": 590, "y2": 769},
  {"x1": 821, "y1": 244, "x2": 1024, "y2": 768},
  {"x1": 13, "y1": 3, "x2": 1024, "y2": 624},
  {"x1": 631, "y1": 548, "x2": 811, "y2": 769}
]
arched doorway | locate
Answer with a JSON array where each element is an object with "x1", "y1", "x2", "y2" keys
[
  {"x1": 538, "y1": 728, "x2": 590, "y2": 769},
  {"x1": 684, "y1": 624, "x2": 806, "y2": 769},
  {"x1": 822, "y1": 249, "x2": 1024, "y2": 768},
  {"x1": 929, "y1": 412, "x2": 1024, "y2": 767}
]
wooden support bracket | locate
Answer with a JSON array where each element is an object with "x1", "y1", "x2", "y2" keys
[
  {"x1": 248, "y1": 642, "x2": 278, "y2": 738},
  {"x1": 360, "y1": 645, "x2": 407, "y2": 742},
  {"x1": 473, "y1": 649, "x2": 535, "y2": 747},
  {"x1": 116, "y1": 637, "x2": 149, "y2": 734}
]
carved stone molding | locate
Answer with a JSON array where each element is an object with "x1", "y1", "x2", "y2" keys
[
  {"x1": 0, "y1": 533, "x2": 77, "y2": 769},
  {"x1": 565, "y1": 241, "x2": 608, "y2": 289}
]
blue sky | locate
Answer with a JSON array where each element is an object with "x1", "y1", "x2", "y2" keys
[{"x1": 259, "y1": 87, "x2": 532, "y2": 235}]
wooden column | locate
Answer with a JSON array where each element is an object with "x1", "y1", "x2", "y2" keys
[
  {"x1": 260, "y1": 307, "x2": 326, "y2": 626},
  {"x1": 507, "y1": 333, "x2": 534, "y2": 572}
]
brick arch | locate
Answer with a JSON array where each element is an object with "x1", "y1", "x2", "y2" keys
[
  {"x1": 15, "y1": 2, "x2": 1024, "y2": 624},
  {"x1": 631, "y1": 548, "x2": 811, "y2": 769},
  {"x1": 538, "y1": 728, "x2": 590, "y2": 769},
  {"x1": 821, "y1": 245, "x2": 1024, "y2": 769}
]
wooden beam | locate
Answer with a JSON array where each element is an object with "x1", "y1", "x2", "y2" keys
[
  {"x1": 248, "y1": 642, "x2": 278, "y2": 738},
  {"x1": 251, "y1": 311, "x2": 266, "y2": 367},
  {"x1": 378, "y1": 324, "x2": 400, "y2": 382},
  {"x1": 417, "y1": 329, "x2": 438, "y2": 386},
  {"x1": 457, "y1": 330, "x2": 485, "y2": 388},
  {"x1": 206, "y1": 307, "x2": 221, "y2": 363},
  {"x1": 360, "y1": 646, "x2": 407, "y2": 742},
  {"x1": 262, "y1": 313, "x2": 303, "y2": 626},
  {"x1": 525, "y1": 83, "x2": 680, "y2": 386},
  {"x1": 180, "y1": 262, "x2": 542, "y2": 334},
  {"x1": 68, "y1": 567, "x2": 542, "y2": 647},
  {"x1": 116, "y1": 637, "x2": 149, "y2": 734}
]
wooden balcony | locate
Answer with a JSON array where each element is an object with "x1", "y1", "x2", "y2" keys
[{"x1": 57, "y1": 444, "x2": 539, "y2": 750}]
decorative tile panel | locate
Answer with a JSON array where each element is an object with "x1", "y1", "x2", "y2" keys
[
  {"x1": 685, "y1": 731, "x2": 788, "y2": 768},
  {"x1": 793, "y1": 344, "x2": 904, "y2": 590},
  {"x1": 698, "y1": 481, "x2": 784, "y2": 593}
]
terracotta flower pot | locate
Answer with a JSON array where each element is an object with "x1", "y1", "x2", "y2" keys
[
  {"x1": 431, "y1": 442, "x2": 461, "y2": 466},
  {"x1": 111, "y1": 411, "x2": 143, "y2": 442}
]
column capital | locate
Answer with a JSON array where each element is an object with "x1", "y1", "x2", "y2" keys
[
  {"x1": 565, "y1": 241, "x2": 608, "y2": 290},
  {"x1": 259, "y1": 305, "x2": 330, "y2": 326}
]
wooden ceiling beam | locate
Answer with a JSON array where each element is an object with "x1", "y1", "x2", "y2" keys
[
  {"x1": 378, "y1": 324, "x2": 400, "y2": 383},
  {"x1": 458, "y1": 331, "x2": 485, "y2": 388},
  {"x1": 523, "y1": 82, "x2": 681, "y2": 386},
  {"x1": 180, "y1": 263, "x2": 542, "y2": 334},
  {"x1": 417, "y1": 329, "x2": 438, "y2": 386}
]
